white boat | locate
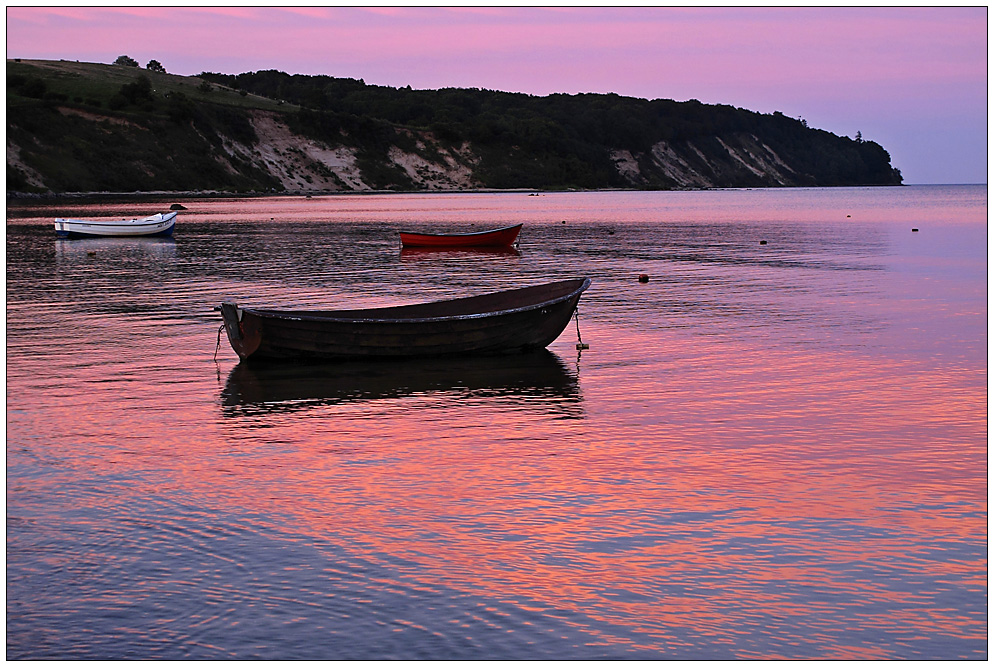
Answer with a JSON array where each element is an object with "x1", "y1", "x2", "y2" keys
[{"x1": 54, "y1": 211, "x2": 178, "y2": 238}]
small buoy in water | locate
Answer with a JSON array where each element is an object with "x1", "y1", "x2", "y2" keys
[
  {"x1": 846, "y1": 214, "x2": 851, "y2": 218},
  {"x1": 608, "y1": 229, "x2": 615, "y2": 235},
  {"x1": 912, "y1": 228, "x2": 919, "y2": 232},
  {"x1": 638, "y1": 274, "x2": 649, "y2": 283},
  {"x1": 562, "y1": 220, "x2": 567, "y2": 224},
  {"x1": 760, "y1": 240, "x2": 768, "y2": 245},
  {"x1": 170, "y1": 203, "x2": 187, "y2": 211},
  {"x1": 87, "y1": 251, "x2": 96, "y2": 257}
]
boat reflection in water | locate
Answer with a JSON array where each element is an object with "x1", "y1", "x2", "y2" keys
[
  {"x1": 221, "y1": 348, "x2": 582, "y2": 418},
  {"x1": 55, "y1": 236, "x2": 177, "y2": 262},
  {"x1": 399, "y1": 245, "x2": 521, "y2": 260}
]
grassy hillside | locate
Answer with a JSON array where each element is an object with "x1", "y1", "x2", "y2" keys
[
  {"x1": 8, "y1": 59, "x2": 293, "y2": 193},
  {"x1": 7, "y1": 59, "x2": 903, "y2": 195},
  {"x1": 8, "y1": 58, "x2": 289, "y2": 111}
]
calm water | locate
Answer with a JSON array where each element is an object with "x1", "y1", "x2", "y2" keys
[{"x1": 6, "y1": 187, "x2": 987, "y2": 659}]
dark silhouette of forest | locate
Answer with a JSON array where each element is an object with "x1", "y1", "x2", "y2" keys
[
  {"x1": 201, "y1": 69, "x2": 902, "y2": 189},
  {"x1": 7, "y1": 59, "x2": 903, "y2": 194}
]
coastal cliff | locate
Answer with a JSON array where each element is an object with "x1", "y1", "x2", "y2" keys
[{"x1": 7, "y1": 59, "x2": 902, "y2": 195}]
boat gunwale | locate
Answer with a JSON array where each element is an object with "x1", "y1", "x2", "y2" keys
[{"x1": 239, "y1": 278, "x2": 590, "y2": 326}]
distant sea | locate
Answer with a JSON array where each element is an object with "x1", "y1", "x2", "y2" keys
[{"x1": 6, "y1": 185, "x2": 987, "y2": 659}]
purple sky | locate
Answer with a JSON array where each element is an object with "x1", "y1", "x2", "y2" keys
[{"x1": 6, "y1": 6, "x2": 987, "y2": 184}]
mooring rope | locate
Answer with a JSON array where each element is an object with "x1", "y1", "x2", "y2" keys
[
  {"x1": 574, "y1": 309, "x2": 589, "y2": 350},
  {"x1": 214, "y1": 323, "x2": 225, "y2": 362}
]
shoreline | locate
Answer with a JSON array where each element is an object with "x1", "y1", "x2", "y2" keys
[{"x1": 6, "y1": 183, "x2": 921, "y2": 205}]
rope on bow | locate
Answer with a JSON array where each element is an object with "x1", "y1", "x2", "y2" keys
[
  {"x1": 574, "y1": 309, "x2": 589, "y2": 350},
  {"x1": 214, "y1": 323, "x2": 225, "y2": 362}
]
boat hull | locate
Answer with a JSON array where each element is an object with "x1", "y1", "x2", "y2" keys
[
  {"x1": 220, "y1": 278, "x2": 590, "y2": 362},
  {"x1": 54, "y1": 211, "x2": 177, "y2": 238},
  {"x1": 399, "y1": 223, "x2": 522, "y2": 247}
]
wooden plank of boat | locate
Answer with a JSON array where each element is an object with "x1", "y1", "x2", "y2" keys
[
  {"x1": 54, "y1": 211, "x2": 177, "y2": 238},
  {"x1": 399, "y1": 223, "x2": 522, "y2": 248},
  {"x1": 218, "y1": 277, "x2": 590, "y2": 362}
]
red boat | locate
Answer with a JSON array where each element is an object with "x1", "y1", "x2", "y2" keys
[{"x1": 399, "y1": 223, "x2": 522, "y2": 248}]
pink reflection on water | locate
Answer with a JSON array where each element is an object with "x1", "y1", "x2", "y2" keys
[
  {"x1": 15, "y1": 309, "x2": 977, "y2": 655},
  {"x1": 7, "y1": 189, "x2": 985, "y2": 658},
  {"x1": 193, "y1": 324, "x2": 985, "y2": 654}
]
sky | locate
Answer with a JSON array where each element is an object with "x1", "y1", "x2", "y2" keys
[{"x1": 5, "y1": 5, "x2": 988, "y2": 184}]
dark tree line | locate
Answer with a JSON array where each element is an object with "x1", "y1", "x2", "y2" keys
[
  {"x1": 114, "y1": 55, "x2": 167, "y2": 73},
  {"x1": 199, "y1": 69, "x2": 902, "y2": 187},
  {"x1": 6, "y1": 59, "x2": 902, "y2": 193}
]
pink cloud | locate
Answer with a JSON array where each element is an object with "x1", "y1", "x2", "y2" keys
[
  {"x1": 7, "y1": 6, "x2": 97, "y2": 23},
  {"x1": 279, "y1": 7, "x2": 338, "y2": 21}
]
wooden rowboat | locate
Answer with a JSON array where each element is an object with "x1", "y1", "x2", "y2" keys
[
  {"x1": 399, "y1": 223, "x2": 522, "y2": 248},
  {"x1": 218, "y1": 278, "x2": 590, "y2": 362},
  {"x1": 54, "y1": 211, "x2": 177, "y2": 238}
]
